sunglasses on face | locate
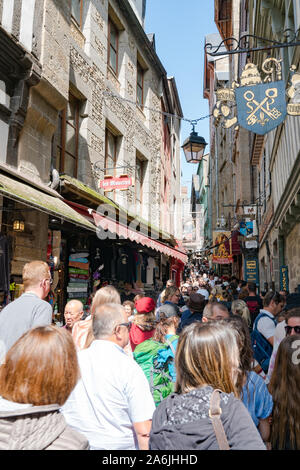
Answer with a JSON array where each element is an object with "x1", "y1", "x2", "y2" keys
[
  {"x1": 285, "y1": 325, "x2": 300, "y2": 335},
  {"x1": 116, "y1": 322, "x2": 132, "y2": 331}
]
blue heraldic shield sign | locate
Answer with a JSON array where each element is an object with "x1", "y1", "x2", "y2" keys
[{"x1": 235, "y1": 81, "x2": 287, "y2": 135}]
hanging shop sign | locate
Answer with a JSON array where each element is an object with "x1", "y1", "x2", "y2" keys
[
  {"x1": 244, "y1": 256, "x2": 259, "y2": 286},
  {"x1": 213, "y1": 59, "x2": 300, "y2": 135},
  {"x1": 279, "y1": 265, "x2": 289, "y2": 292},
  {"x1": 99, "y1": 175, "x2": 133, "y2": 191},
  {"x1": 239, "y1": 220, "x2": 253, "y2": 237},
  {"x1": 212, "y1": 231, "x2": 233, "y2": 264}
]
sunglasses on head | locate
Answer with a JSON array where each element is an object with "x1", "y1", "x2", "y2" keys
[{"x1": 285, "y1": 325, "x2": 300, "y2": 335}]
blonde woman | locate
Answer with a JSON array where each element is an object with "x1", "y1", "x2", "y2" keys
[
  {"x1": 149, "y1": 322, "x2": 266, "y2": 450},
  {"x1": 72, "y1": 286, "x2": 120, "y2": 350},
  {"x1": 161, "y1": 286, "x2": 181, "y2": 305},
  {"x1": 231, "y1": 299, "x2": 251, "y2": 328}
]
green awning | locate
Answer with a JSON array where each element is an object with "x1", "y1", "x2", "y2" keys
[{"x1": 0, "y1": 173, "x2": 96, "y2": 232}]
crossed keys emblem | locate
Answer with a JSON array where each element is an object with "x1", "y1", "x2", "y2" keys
[{"x1": 244, "y1": 88, "x2": 282, "y2": 126}]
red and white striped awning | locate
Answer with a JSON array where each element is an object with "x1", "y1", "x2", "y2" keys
[{"x1": 65, "y1": 200, "x2": 188, "y2": 264}]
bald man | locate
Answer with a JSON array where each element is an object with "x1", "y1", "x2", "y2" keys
[{"x1": 63, "y1": 300, "x2": 84, "y2": 333}]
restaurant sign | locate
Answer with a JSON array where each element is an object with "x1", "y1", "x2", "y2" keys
[{"x1": 99, "y1": 175, "x2": 133, "y2": 191}]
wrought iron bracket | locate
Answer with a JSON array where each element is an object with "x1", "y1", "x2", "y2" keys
[{"x1": 205, "y1": 29, "x2": 300, "y2": 56}]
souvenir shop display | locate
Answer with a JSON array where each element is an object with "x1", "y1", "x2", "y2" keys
[{"x1": 67, "y1": 251, "x2": 90, "y2": 310}]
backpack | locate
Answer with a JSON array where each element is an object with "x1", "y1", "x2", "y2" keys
[
  {"x1": 133, "y1": 335, "x2": 178, "y2": 406},
  {"x1": 250, "y1": 313, "x2": 277, "y2": 373}
]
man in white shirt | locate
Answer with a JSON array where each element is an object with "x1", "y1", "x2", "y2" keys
[
  {"x1": 257, "y1": 291, "x2": 285, "y2": 346},
  {"x1": 62, "y1": 303, "x2": 155, "y2": 450}
]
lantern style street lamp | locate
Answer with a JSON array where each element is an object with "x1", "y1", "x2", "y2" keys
[
  {"x1": 182, "y1": 122, "x2": 207, "y2": 163},
  {"x1": 13, "y1": 218, "x2": 25, "y2": 232}
]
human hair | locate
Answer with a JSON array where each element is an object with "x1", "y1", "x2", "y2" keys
[
  {"x1": 286, "y1": 307, "x2": 300, "y2": 322},
  {"x1": 247, "y1": 282, "x2": 257, "y2": 294},
  {"x1": 64, "y1": 299, "x2": 84, "y2": 312},
  {"x1": 134, "y1": 294, "x2": 144, "y2": 303},
  {"x1": 22, "y1": 261, "x2": 50, "y2": 290},
  {"x1": 174, "y1": 322, "x2": 239, "y2": 397},
  {"x1": 269, "y1": 335, "x2": 300, "y2": 450},
  {"x1": 91, "y1": 285, "x2": 121, "y2": 315},
  {"x1": 133, "y1": 311, "x2": 156, "y2": 331},
  {"x1": 84, "y1": 286, "x2": 121, "y2": 348},
  {"x1": 231, "y1": 299, "x2": 251, "y2": 327},
  {"x1": 153, "y1": 316, "x2": 180, "y2": 343},
  {"x1": 203, "y1": 301, "x2": 228, "y2": 320},
  {"x1": 122, "y1": 300, "x2": 135, "y2": 310},
  {"x1": 224, "y1": 316, "x2": 253, "y2": 397},
  {"x1": 0, "y1": 325, "x2": 79, "y2": 406},
  {"x1": 238, "y1": 286, "x2": 249, "y2": 300},
  {"x1": 161, "y1": 286, "x2": 178, "y2": 304},
  {"x1": 92, "y1": 303, "x2": 125, "y2": 339},
  {"x1": 263, "y1": 291, "x2": 284, "y2": 307}
]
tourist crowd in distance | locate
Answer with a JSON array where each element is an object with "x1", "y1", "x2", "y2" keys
[{"x1": 0, "y1": 260, "x2": 299, "y2": 450}]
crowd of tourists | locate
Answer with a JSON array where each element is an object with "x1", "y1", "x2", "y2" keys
[{"x1": 0, "y1": 260, "x2": 299, "y2": 451}]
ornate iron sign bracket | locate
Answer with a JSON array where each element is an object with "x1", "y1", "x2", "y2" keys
[{"x1": 205, "y1": 29, "x2": 300, "y2": 57}]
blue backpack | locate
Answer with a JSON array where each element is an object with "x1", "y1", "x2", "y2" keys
[{"x1": 251, "y1": 312, "x2": 277, "y2": 373}]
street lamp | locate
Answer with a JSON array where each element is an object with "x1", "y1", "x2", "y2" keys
[{"x1": 182, "y1": 122, "x2": 207, "y2": 163}]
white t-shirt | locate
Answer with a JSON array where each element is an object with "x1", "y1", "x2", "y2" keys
[
  {"x1": 197, "y1": 288, "x2": 209, "y2": 300},
  {"x1": 265, "y1": 320, "x2": 286, "y2": 384},
  {"x1": 257, "y1": 309, "x2": 277, "y2": 340},
  {"x1": 61, "y1": 340, "x2": 155, "y2": 450}
]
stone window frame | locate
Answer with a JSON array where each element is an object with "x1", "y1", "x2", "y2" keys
[
  {"x1": 107, "y1": 17, "x2": 119, "y2": 76},
  {"x1": 55, "y1": 93, "x2": 80, "y2": 178},
  {"x1": 136, "y1": 61, "x2": 144, "y2": 108},
  {"x1": 104, "y1": 126, "x2": 118, "y2": 200},
  {"x1": 135, "y1": 151, "x2": 147, "y2": 215},
  {"x1": 71, "y1": 0, "x2": 84, "y2": 30}
]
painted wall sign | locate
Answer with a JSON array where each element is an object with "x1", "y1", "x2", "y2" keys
[{"x1": 99, "y1": 175, "x2": 133, "y2": 191}]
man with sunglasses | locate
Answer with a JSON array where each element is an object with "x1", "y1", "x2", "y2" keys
[
  {"x1": 0, "y1": 260, "x2": 52, "y2": 362},
  {"x1": 62, "y1": 303, "x2": 155, "y2": 450},
  {"x1": 266, "y1": 307, "x2": 300, "y2": 384}
]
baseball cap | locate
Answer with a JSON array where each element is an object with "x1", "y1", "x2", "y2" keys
[{"x1": 157, "y1": 303, "x2": 180, "y2": 321}]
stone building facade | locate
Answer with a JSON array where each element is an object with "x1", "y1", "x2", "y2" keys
[
  {"x1": 0, "y1": 0, "x2": 185, "y2": 302},
  {"x1": 203, "y1": 0, "x2": 300, "y2": 289}
]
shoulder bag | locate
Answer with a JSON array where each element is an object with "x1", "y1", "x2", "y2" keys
[{"x1": 209, "y1": 389, "x2": 230, "y2": 450}]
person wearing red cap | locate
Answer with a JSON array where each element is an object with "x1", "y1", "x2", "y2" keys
[{"x1": 129, "y1": 297, "x2": 156, "y2": 351}]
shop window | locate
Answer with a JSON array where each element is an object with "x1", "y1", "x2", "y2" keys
[
  {"x1": 137, "y1": 61, "x2": 144, "y2": 108},
  {"x1": 71, "y1": 0, "x2": 83, "y2": 29},
  {"x1": 108, "y1": 18, "x2": 119, "y2": 75},
  {"x1": 54, "y1": 94, "x2": 80, "y2": 178}
]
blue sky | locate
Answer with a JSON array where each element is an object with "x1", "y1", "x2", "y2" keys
[{"x1": 144, "y1": 0, "x2": 218, "y2": 194}]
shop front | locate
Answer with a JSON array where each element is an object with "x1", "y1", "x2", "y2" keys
[
  {"x1": 0, "y1": 172, "x2": 96, "y2": 314},
  {"x1": 65, "y1": 201, "x2": 188, "y2": 298}
]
